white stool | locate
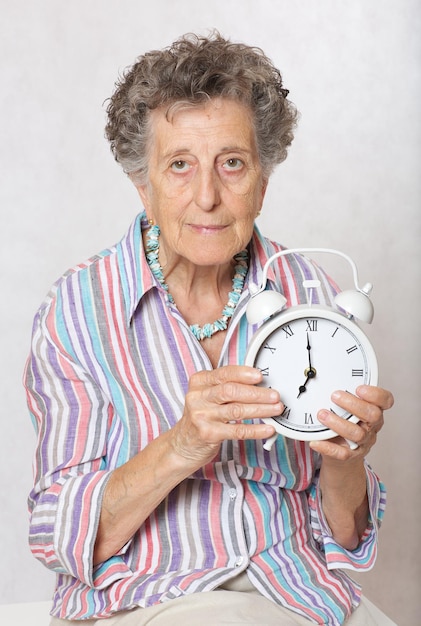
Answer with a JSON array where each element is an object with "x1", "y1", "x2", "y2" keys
[
  {"x1": 363, "y1": 597, "x2": 398, "y2": 625},
  {"x1": 0, "y1": 600, "x2": 52, "y2": 626}
]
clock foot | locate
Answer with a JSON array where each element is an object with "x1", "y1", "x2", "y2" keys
[
  {"x1": 263, "y1": 433, "x2": 279, "y2": 451},
  {"x1": 345, "y1": 438, "x2": 359, "y2": 450}
]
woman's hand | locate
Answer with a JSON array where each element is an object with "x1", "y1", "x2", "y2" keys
[
  {"x1": 309, "y1": 385, "x2": 394, "y2": 550},
  {"x1": 310, "y1": 385, "x2": 394, "y2": 461},
  {"x1": 170, "y1": 365, "x2": 280, "y2": 468}
]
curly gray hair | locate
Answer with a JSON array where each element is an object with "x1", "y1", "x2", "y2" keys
[{"x1": 105, "y1": 32, "x2": 298, "y2": 184}]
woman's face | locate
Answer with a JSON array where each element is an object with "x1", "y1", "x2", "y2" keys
[{"x1": 136, "y1": 98, "x2": 267, "y2": 268}]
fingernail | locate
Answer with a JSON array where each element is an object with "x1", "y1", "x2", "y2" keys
[{"x1": 318, "y1": 410, "x2": 329, "y2": 422}]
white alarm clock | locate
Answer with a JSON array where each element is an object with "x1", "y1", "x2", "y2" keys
[{"x1": 244, "y1": 249, "x2": 378, "y2": 450}]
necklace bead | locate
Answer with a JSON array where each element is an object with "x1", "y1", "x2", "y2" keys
[{"x1": 145, "y1": 224, "x2": 248, "y2": 341}]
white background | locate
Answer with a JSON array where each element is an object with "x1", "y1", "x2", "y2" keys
[{"x1": 1, "y1": 2, "x2": 419, "y2": 624}]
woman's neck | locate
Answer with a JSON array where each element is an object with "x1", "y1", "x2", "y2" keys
[
  {"x1": 166, "y1": 259, "x2": 234, "y2": 304},
  {"x1": 143, "y1": 225, "x2": 248, "y2": 350},
  {"x1": 156, "y1": 254, "x2": 234, "y2": 369},
  {"x1": 166, "y1": 260, "x2": 235, "y2": 327}
]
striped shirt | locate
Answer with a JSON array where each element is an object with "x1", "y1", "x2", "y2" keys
[{"x1": 25, "y1": 213, "x2": 385, "y2": 625}]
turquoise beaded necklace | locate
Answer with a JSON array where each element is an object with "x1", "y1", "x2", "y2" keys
[{"x1": 145, "y1": 224, "x2": 249, "y2": 341}]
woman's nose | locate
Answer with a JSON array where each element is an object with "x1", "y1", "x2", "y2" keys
[{"x1": 193, "y1": 168, "x2": 221, "y2": 211}]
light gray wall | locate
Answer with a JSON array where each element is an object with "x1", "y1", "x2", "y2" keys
[{"x1": 1, "y1": 2, "x2": 419, "y2": 624}]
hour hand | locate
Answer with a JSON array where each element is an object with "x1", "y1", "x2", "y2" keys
[{"x1": 297, "y1": 368, "x2": 316, "y2": 398}]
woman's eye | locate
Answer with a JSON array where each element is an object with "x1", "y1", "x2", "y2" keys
[
  {"x1": 223, "y1": 158, "x2": 244, "y2": 170},
  {"x1": 170, "y1": 160, "x2": 189, "y2": 172}
]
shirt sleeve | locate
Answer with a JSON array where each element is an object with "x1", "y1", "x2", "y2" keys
[
  {"x1": 307, "y1": 461, "x2": 386, "y2": 571},
  {"x1": 24, "y1": 294, "x2": 134, "y2": 588}
]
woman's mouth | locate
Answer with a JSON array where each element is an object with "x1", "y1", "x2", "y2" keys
[{"x1": 188, "y1": 224, "x2": 227, "y2": 235}]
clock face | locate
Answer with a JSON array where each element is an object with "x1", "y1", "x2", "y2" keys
[{"x1": 245, "y1": 307, "x2": 378, "y2": 441}]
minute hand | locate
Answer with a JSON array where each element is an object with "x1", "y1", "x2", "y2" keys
[
  {"x1": 306, "y1": 332, "x2": 312, "y2": 369},
  {"x1": 297, "y1": 333, "x2": 316, "y2": 398}
]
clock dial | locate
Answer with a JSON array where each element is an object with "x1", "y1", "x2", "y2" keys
[{"x1": 245, "y1": 307, "x2": 378, "y2": 441}]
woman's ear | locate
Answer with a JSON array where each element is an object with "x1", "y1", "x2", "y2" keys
[
  {"x1": 257, "y1": 178, "x2": 268, "y2": 215},
  {"x1": 134, "y1": 183, "x2": 151, "y2": 214},
  {"x1": 262, "y1": 177, "x2": 268, "y2": 198}
]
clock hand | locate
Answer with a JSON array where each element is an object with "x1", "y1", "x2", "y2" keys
[
  {"x1": 297, "y1": 333, "x2": 316, "y2": 398},
  {"x1": 297, "y1": 368, "x2": 316, "y2": 398},
  {"x1": 306, "y1": 332, "x2": 312, "y2": 370}
]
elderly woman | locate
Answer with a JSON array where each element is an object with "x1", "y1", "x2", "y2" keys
[{"x1": 25, "y1": 33, "x2": 393, "y2": 625}]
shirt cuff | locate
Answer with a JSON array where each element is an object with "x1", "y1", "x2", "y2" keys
[
  {"x1": 309, "y1": 462, "x2": 386, "y2": 571},
  {"x1": 53, "y1": 470, "x2": 134, "y2": 588}
]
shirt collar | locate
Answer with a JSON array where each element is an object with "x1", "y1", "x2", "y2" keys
[
  {"x1": 246, "y1": 221, "x2": 279, "y2": 290},
  {"x1": 116, "y1": 212, "x2": 157, "y2": 324}
]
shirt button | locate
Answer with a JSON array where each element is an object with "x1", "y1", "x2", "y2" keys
[
  {"x1": 229, "y1": 489, "x2": 237, "y2": 500},
  {"x1": 235, "y1": 557, "x2": 244, "y2": 568}
]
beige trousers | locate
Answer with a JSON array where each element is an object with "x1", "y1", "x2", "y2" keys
[{"x1": 50, "y1": 572, "x2": 378, "y2": 625}]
